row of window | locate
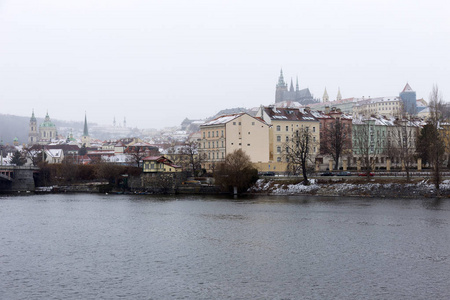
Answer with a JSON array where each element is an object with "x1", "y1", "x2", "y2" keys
[
  {"x1": 276, "y1": 136, "x2": 316, "y2": 143},
  {"x1": 275, "y1": 125, "x2": 316, "y2": 132},
  {"x1": 202, "y1": 140, "x2": 224, "y2": 149},
  {"x1": 203, "y1": 130, "x2": 224, "y2": 139}
]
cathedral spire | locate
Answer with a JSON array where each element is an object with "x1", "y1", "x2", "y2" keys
[
  {"x1": 277, "y1": 69, "x2": 286, "y2": 87},
  {"x1": 296, "y1": 77, "x2": 299, "y2": 91},
  {"x1": 289, "y1": 78, "x2": 294, "y2": 92}
]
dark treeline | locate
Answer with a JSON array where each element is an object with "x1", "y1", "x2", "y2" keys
[{"x1": 36, "y1": 163, "x2": 142, "y2": 188}]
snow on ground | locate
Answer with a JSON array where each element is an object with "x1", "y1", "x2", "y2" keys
[{"x1": 249, "y1": 179, "x2": 450, "y2": 197}]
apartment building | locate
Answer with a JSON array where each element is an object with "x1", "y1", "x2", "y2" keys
[
  {"x1": 255, "y1": 106, "x2": 320, "y2": 172},
  {"x1": 199, "y1": 113, "x2": 270, "y2": 171}
]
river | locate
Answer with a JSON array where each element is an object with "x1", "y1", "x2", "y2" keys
[{"x1": 1, "y1": 194, "x2": 450, "y2": 299}]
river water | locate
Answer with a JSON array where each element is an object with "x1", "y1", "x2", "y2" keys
[{"x1": 1, "y1": 194, "x2": 450, "y2": 299}]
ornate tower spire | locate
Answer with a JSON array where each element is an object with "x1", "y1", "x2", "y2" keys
[
  {"x1": 81, "y1": 112, "x2": 91, "y2": 147},
  {"x1": 277, "y1": 69, "x2": 286, "y2": 87},
  {"x1": 296, "y1": 77, "x2": 299, "y2": 91},
  {"x1": 323, "y1": 88, "x2": 329, "y2": 103},
  {"x1": 83, "y1": 112, "x2": 89, "y2": 136},
  {"x1": 28, "y1": 109, "x2": 39, "y2": 145},
  {"x1": 289, "y1": 78, "x2": 294, "y2": 92},
  {"x1": 336, "y1": 88, "x2": 342, "y2": 101}
]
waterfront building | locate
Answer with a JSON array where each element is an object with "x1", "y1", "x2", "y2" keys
[
  {"x1": 199, "y1": 113, "x2": 270, "y2": 172},
  {"x1": 255, "y1": 106, "x2": 320, "y2": 172},
  {"x1": 142, "y1": 156, "x2": 182, "y2": 173}
]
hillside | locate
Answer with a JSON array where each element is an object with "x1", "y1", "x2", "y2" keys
[{"x1": 0, "y1": 114, "x2": 85, "y2": 145}]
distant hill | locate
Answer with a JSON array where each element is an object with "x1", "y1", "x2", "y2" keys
[{"x1": 0, "y1": 114, "x2": 86, "y2": 145}]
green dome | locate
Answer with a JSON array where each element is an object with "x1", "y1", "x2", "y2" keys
[{"x1": 39, "y1": 112, "x2": 56, "y2": 128}]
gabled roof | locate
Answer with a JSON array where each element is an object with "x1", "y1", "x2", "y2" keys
[
  {"x1": 202, "y1": 113, "x2": 268, "y2": 126},
  {"x1": 402, "y1": 83, "x2": 414, "y2": 93},
  {"x1": 142, "y1": 155, "x2": 181, "y2": 168},
  {"x1": 262, "y1": 106, "x2": 319, "y2": 122}
]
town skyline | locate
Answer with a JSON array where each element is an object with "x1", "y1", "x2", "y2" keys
[{"x1": 1, "y1": 0, "x2": 449, "y2": 129}]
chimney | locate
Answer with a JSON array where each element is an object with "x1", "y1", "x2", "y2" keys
[
  {"x1": 325, "y1": 106, "x2": 330, "y2": 114},
  {"x1": 331, "y1": 107, "x2": 336, "y2": 111}
]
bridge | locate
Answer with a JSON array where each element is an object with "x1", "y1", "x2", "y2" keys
[{"x1": 0, "y1": 166, "x2": 39, "y2": 192}]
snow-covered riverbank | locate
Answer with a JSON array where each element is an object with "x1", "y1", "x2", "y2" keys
[{"x1": 249, "y1": 179, "x2": 450, "y2": 198}]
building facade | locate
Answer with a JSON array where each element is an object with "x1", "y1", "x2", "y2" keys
[
  {"x1": 199, "y1": 113, "x2": 270, "y2": 172},
  {"x1": 256, "y1": 106, "x2": 320, "y2": 172}
]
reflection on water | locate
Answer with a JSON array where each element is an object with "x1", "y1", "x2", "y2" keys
[{"x1": 1, "y1": 194, "x2": 450, "y2": 299}]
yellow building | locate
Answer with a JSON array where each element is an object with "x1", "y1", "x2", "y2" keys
[
  {"x1": 199, "y1": 113, "x2": 270, "y2": 172},
  {"x1": 255, "y1": 106, "x2": 320, "y2": 173},
  {"x1": 142, "y1": 156, "x2": 182, "y2": 173},
  {"x1": 353, "y1": 97, "x2": 402, "y2": 117}
]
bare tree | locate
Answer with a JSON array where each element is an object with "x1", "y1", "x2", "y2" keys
[
  {"x1": 427, "y1": 85, "x2": 446, "y2": 194},
  {"x1": 23, "y1": 145, "x2": 44, "y2": 166},
  {"x1": 125, "y1": 145, "x2": 158, "y2": 168},
  {"x1": 320, "y1": 118, "x2": 352, "y2": 170},
  {"x1": 283, "y1": 127, "x2": 316, "y2": 185},
  {"x1": 352, "y1": 119, "x2": 378, "y2": 179},
  {"x1": 389, "y1": 118, "x2": 418, "y2": 181},
  {"x1": 214, "y1": 149, "x2": 258, "y2": 194}
]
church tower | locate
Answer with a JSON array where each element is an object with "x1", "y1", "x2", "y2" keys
[
  {"x1": 323, "y1": 88, "x2": 329, "y2": 103},
  {"x1": 275, "y1": 69, "x2": 288, "y2": 103},
  {"x1": 336, "y1": 88, "x2": 342, "y2": 101},
  {"x1": 28, "y1": 110, "x2": 39, "y2": 145},
  {"x1": 81, "y1": 113, "x2": 91, "y2": 147}
]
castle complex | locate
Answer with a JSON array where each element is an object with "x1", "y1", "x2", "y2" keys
[{"x1": 275, "y1": 69, "x2": 320, "y2": 105}]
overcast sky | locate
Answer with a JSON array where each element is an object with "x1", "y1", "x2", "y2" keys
[{"x1": 1, "y1": 0, "x2": 449, "y2": 129}]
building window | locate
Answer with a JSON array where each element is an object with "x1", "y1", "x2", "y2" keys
[
  {"x1": 216, "y1": 130, "x2": 218, "y2": 136},
  {"x1": 239, "y1": 122, "x2": 241, "y2": 125},
  {"x1": 252, "y1": 122, "x2": 255, "y2": 125},
  {"x1": 221, "y1": 130, "x2": 224, "y2": 137},
  {"x1": 216, "y1": 141, "x2": 219, "y2": 148},
  {"x1": 277, "y1": 157, "x2": 281, "y2": 162},
  {"x1": 221, "y1": 141, "x2": 224, "y2": 147},
  {"x1": 277, "y1": 146, "x2": 281, "y2": 153},
  {"x1": 286, "y1": 136, "x2": 289, "y2": 142},
  {"x1": 247, "y1": 144, "x2": 250, "y2": 146},
  {"x1": 208, "y1": 141, "x2": 210, "y2": 148},
  {"x1": 276, "y1": 125, "x2": 280, "y2": 131},
  {"x1": 286, "y1": 126, "x2": 289, "y2": 131},
  {"x1": 208, "y1": 132, "x2": 210, "y2": 138},
  {"x1": 212, "y1": 131, "x2": 214, "y2": 137},
  {"x1": 233, "y1": 122, "x2": 236, "y2": 125},
  {"x1": 313, "y1": 127, "x2": 316, "y2": 132},
  {"x1": 277, "y1": 136, "x2": 281, "y2": 142}
]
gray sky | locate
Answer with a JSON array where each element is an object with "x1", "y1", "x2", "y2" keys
[{"x1": 1, "y1": 0, "x2": 449, "y2": 129}]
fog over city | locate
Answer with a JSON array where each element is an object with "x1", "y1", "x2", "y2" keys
[{"x1": 0, "y1": 0, "x2": 449, "y2": 129}]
